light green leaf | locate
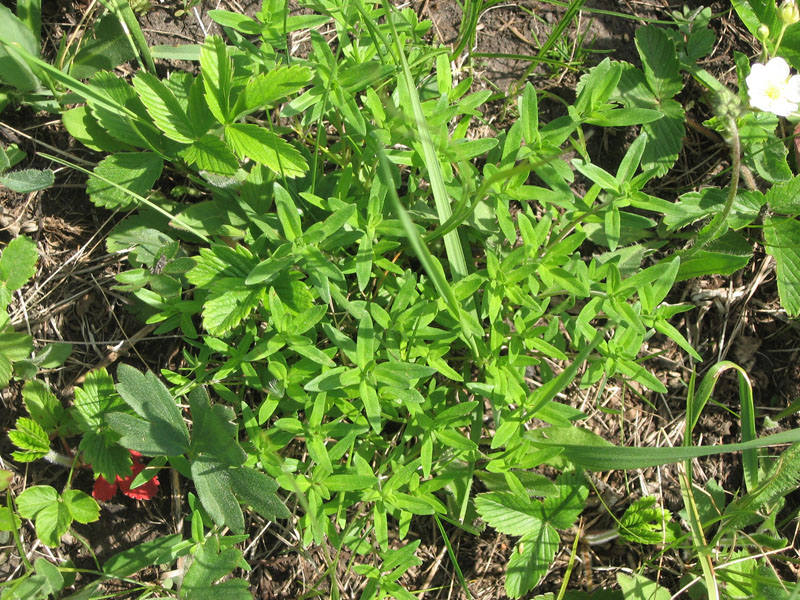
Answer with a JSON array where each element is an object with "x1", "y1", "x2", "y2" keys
[
  {"x1": 62, "y1": 489, "x2": 100, "y2": 524},
  {"x1": 0, "y1": 506, "x2": 21, "y2": 531},
  {"x1": 474, "y1": 492, "x2": 543, "y2": 536},
  {"x1": 87, "y1": 152, "x2": 164, "y2": 209},
  {"x1": 617, "y1": 573, "x2": 671, "y2": 600},
  {"x1": 21, "y1": 380, "x2": 62, "y2": 433},
  {"x1": 16, "y1": 485, "x2": 57, "y2": 519},
  {"x1": 242, "y1": 65, "x2": 313, "y2": 110},
  {"x1": 0, "y1": 4, "x2": 41, "y2": 92},
  {"x1": 619, "y1": 496, "x2": 675, "y2": 544},
  {"x1": 9, "y1": 417, "x2": 50, "y2": 462},
  {"x1": 79, "y1": 431, "x2": 132, "y2": 482},
  {"x1": 103, "y1": 534, "x2": 184, "y2": 578},
  {"x1": 225, "y1": 124, "x2": 307, "y2": 178},
  {"x1": 0, "y1": 234, "x2": 37, "y2": 292},
  {"x1": 203, "y1": 282, "x2": 264, "y2": 336},
  {"x1": 505, "y1": 525, "x2": 559, "y2": 598},
  {"x1": 180, "y1": 541, "x2": 251, "y2": 600},
  {"x1": 635, "y1": 26, "x2": 682, "y2": 99},
  {"x1": 34, "y1": 502, "x2": 72, "y2": 547},
  {"x1": 200, "y1": 35, "x2": 233, "y2": 125},
  {"x1": 765, "y1": 216, "x2": 800, "y2": 315},
  {"x1": 181, "y1": 135, "x2": 239, "y2": 175},
  {"x1": 133, "y1": 72, "x2": 197, "y2": 143}
]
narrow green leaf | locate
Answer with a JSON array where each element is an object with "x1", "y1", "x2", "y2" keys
[{"x1": 104, "y1": 534, "x2": 184, "y2": 578}]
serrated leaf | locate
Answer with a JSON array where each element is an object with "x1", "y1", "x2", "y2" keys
[
  {"x1": 764, "y1": 216, "x2": 800, "y2": 315},
  {"x1": 133, "y1": 72, "x2": 197, "y2": 143},
  {"x1": 228, "y1": 466, "x2": 290, "y2": 520},
  {"x1": 22, "y1": 380, "x2": 63, "y2": 433},
  {"x1": 203, "y1": 281, "x2": 264, "y2": 336},
  {"x1": 505, "y1": 525, "x2": 559, "y2": 598},
  {"x1": 87, "y1": 71, "x2": 153, "y2": 149},
  {"x1": 9, "y1": 417, "x2": 50, "y2": 462},
  {"x1": 34, "y1": 502, "x2": 72, "y2": 547},
  {"x1": 73, "y1": 367, "x2": 124, "y2": 431},
  {"x1": 190, "y1": 455, "x2": 244, "y2": 533},
  {"x1": 474, "y1": 492, "x2": 543, "y2": 536},
  {"x1": 0, "y1": 234, "x2": 37, "y2": 292},
  {"x1": 16, "y1": 485, "x2": 57, "y2": 519},
  {"x1": 79, "y1": 430, "x2": 131, "y2": 481},
  {"x1": 181, "y1": 135, "x2": 239, "y2": 175},
  {"x1": 635, "y1": 26, "x2": 682, "y2": 99},
  {"x1": 0, "y1": 169, "x2": 54, "y2": 193},
  {"x1": 619, "y1": 496, "x2": 674, "y2": 544},
  {"x1": 243, "y1": 65, "x2": 313, "y2": 111},
  {"x1": 87, "y1": 152, "x2": 164, "y2": 209},
  {"x1": 765, "y1": 173, "x2": 800, "y2": 213},
  {"x1": 62, "y1": 489, "x2": 100, "y2": 524},
  {"x1": 200, "y1": 35, "x2": 233, "y2": 125},
  {"x1": 543, "y1": 471, "x2": 588, "y2": 529},
  {"x1": 225, "y1": 123, "x2": 307, "y2": 178}
]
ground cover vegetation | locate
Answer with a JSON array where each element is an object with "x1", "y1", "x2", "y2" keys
[{"x1": 1, "y1": 0, "x2": 800, "y2": 598}]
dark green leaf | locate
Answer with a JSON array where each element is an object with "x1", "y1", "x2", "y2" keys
[
  {"x1": 191, "y1": 455, "x2": 243, "y2": 533},
  {"x1": 228, "y1": 466, "x2": 290, "y2": 520}
]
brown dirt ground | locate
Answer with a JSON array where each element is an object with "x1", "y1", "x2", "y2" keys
[{"x1": 2, "y1": 0, "x2": 800, "y2": 598}]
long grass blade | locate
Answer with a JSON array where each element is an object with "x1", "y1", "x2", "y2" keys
[{"x1": 529, "y1": 427, "x2": 800, "y2": 471}]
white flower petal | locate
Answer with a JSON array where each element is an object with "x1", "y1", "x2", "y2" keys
[
  {"x1": 785, "y1": 75, "x2": 800, "y2": 102},
  {"x1": 765, "y1": 56, "x2": 791, "y2": 81},
  {"x1": 772, "y1": 98, "x2": 798, "y2": 116}
]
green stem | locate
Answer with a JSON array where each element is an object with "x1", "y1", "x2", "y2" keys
[
  {"x1": 684, "y1": 115, "x2": 740, "y2": 257},
  {"x1": 7, "y1": 490, "x2": 33, "y2": 571}
]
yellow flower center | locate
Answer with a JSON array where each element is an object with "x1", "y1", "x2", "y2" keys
[{"x1": 766, "y1": 83, "x2": 783, "y2": 100}]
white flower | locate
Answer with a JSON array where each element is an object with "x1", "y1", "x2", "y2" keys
[{"x1": 746, "y1": 57, "x2": 800, "y2": 117}]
